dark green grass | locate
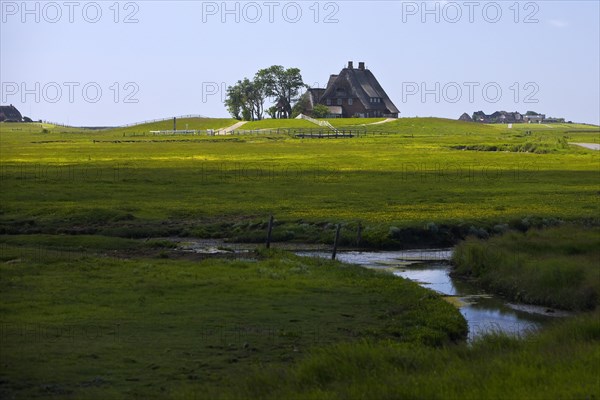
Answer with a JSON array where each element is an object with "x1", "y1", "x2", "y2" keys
[
  {"x1": 199, "y1": 311, "x2": 600, "y2": 400},
  {"x1": 0, "y1": 239, "x2": 466, "y2": 399},
  {"x1": 452, "y1": 225, "x2": 600, "y2": 310}
]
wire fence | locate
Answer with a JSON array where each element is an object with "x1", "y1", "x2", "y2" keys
[
  {"x1": 120, "y1": 127, "x2": 397, "y2": 138},
  {"x1": 40, "y1": 115, "x2": 209, "y2": 129},
  {"x1": 119, "y1": 114, "x2": 208, "y2": 128}
]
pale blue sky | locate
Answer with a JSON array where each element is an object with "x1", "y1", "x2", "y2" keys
[{"x1": 1, "y1": 1, "x2": 599, "y2": 125}]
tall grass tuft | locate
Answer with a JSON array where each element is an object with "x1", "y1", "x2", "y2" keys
[{"x1": 452, "y1": 225, "x2": 600, "y2": 310}]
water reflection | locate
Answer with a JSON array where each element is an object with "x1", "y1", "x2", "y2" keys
[{"x1": 297, "y1": 249, "x2": 556, "y2": 341}]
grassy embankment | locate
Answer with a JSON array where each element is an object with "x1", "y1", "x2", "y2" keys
[
  {"x1": 453, "y1": 224, "x2": 600, "y2": 311},
  {"x1": 0, "y1": 235, "x2": 465, "y2": 399},
  {"x1": 325, "y1": 117, "x2": 387, "y2": 127},
  {"x1": 233, "y1": 119, "x2": 315, "y2": 130},
  {"x1": 110, "y1": 118, "x2": 238, "y2": 136}
]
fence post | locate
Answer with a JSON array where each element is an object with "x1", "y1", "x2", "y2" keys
[
  {"x1": 266, "y1": 215, "x2": 274, "y2": 249},
  {"x1": 332, "y1": 224, "x2": 341, "y2": 260}
]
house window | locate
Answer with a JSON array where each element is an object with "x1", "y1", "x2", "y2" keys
[
  {"x1": 337, "y1": 98, "x2": 342, "y2": 105},
  {"x1": 348, "y1": 98, "x2": 353, "y2": 105},
  {"x1": 326, "y1": 99, "x2": 331, "y2": 105}
]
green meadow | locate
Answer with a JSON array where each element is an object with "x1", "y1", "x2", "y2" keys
[
  {"x1": 0, "y1": 118, "x2": 598, "y2": 244},
  {"x1": 1, "y1": 117, "x2": 599, "y2": 398}
]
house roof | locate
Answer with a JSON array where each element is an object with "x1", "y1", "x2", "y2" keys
[
  {"x1": 321, "y1": 67, "x2": 399, "y2": 114},
  {"x1": 306, "y1": 88, "x2": 326, "y2": 109},
  {"x1": 326, "y1": 75, "x2": 338, "y2": 89},
  {"x1": 458, "y1": 112, "x2": 473, "y2": 121},
  {"x1": 0, "y1": 105, "x2": 23, "y2": 122}
]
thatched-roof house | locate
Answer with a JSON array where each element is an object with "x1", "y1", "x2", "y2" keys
[
  {"x1": 302, "y1": 62, "x2": 399, "y2": 118},
  {"x1": 472, "y1": 111, "x2": 524, "y2": 123},
  {"x1": 458, "y1": 113, "x2": 473, "y2": 122},
  {"x1": 0, "y1": 104, "x2": 23, "y2": 122}
]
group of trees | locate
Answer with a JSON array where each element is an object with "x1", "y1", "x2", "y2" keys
[{"x1": 224, "y1": 65, "x2": 306, "y2": 121}]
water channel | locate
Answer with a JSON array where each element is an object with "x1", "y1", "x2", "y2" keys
[
  {"x1": 178, "y1": 240, "x2": 568, "y2": 341},
  {"x1": 295, "y1": 248, "x2": 568, "y2": 341}
]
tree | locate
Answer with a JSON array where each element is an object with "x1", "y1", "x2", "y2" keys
[
  {"x1": 242, "y1": 108, "x2": 252, "y2": 121},
  {"x1": 248, "y1": 74, "x2": 267, "y2": 121},
  {"x1": 225, "y1": 65, "x2": 306, "y2": 120},
  {"x1": 225, "y1": 78, "x2": 267, "y2": 121},
  {"x1": 291, "y1": 95, "x2": 309, "y2": 118},
  {"x1": 266, "y1": 106, "x2": 278, "y2": 119},
  {"x1": 312, "y1": 104, "x2": 329, "y2": 118},
  {"x1": 256, "y1": 65, "x2": 306, "y2": 119},
  {"x1": 239, "y1": 78, "x2": 257, "y2": 121},
  {"x1": 225, "y1": 84, "x2": 244, "y2": 120}
]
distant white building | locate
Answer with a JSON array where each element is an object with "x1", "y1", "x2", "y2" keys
[{"x1": 523, "y1": 114, "x2": 545, "y2": 123}]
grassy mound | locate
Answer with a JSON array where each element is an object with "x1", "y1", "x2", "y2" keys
[
  {"x1": 107, "y1": 117, "x2": 238, "y2": 135},
  {"x1": 235, "y1": 119, "x2": 316, "y2": 130}
]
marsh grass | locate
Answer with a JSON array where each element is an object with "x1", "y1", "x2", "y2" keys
[
  {"x1": 193, "y1": 311, "x2": 600, "y2": 400},
  {"x1": 452, "y1": 225, "x2": 600, "y2": 310}
]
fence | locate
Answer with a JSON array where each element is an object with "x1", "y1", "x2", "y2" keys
[
  {"x1": 119, "y1": 114, "x2": 208, "y2": 128},
  {"x1": 39, "y1": 115, "x2": 208, "y2": 130},
  {"x1": 120, "y1": 127, "x2": 396, "y2": 138},
  {"x1": 229, "y1": 127, "x2": 368, "y2": 137},
  {"x1": 42, "y1": 120, "x2": 74, "y2": 128}
]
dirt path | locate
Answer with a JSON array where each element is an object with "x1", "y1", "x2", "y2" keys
[
  {"x1": 570, "y1": 142, "x2": 600, "y2": 151},
  {"x1": 218, "y1": 121, "x2": 247, "y2": 134},
  {"x1": 366, "y1": 118, "x2": 396, "y2": 125}
]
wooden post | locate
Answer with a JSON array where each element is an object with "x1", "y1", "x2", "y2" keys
[
  {"x1": 266, "y1": 215, "x2": 274, "y2": 249},
  {"x1": 356, "y1": 221, "x2": 362, "y2": 246},
  {"x1": 332, "y1": 224, "x2": 341, "y2": 260}
]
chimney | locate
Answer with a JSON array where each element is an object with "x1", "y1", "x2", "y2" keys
[
  {"x1": 358, "y1": 62, "x2": 365, "y2": 70},
  {"x1": 347, "y1": 61, "x2": 353, "y2": 69}
]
